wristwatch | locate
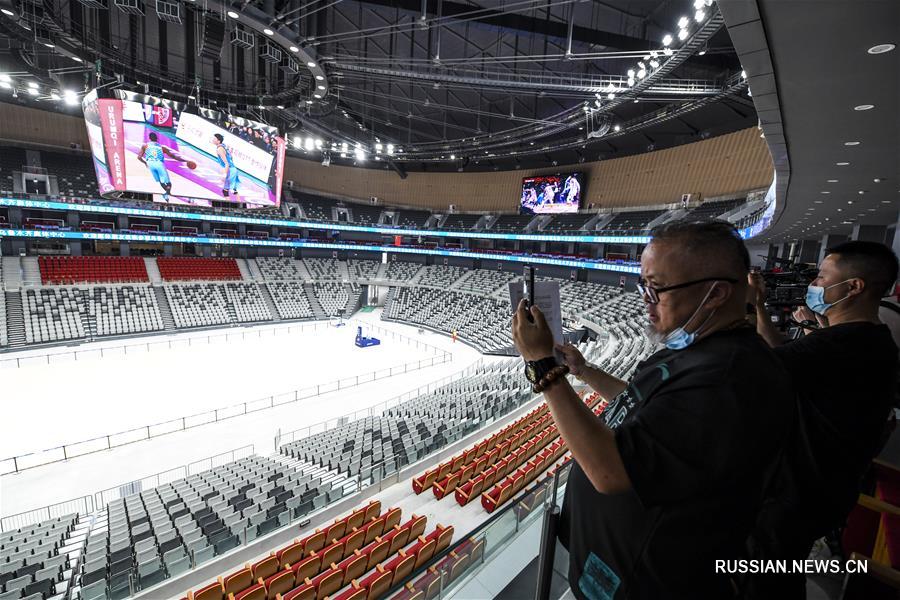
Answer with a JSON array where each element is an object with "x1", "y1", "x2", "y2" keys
[{"x1": 524, "y1": 356, "x2": 559, "y2": 384}]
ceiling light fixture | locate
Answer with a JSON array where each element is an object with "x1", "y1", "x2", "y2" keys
[
  {"x1": 289, "y1": 46, "x2": 299, "y2": 53},
  {"x1": 836, "y1": 162, "x2": 850, "y2": 166},
  {"x1": 263, "y1": 28, "x2": 273, "y2": 35},
  {"x1": 827, "y1": 179, "x2": 838, "y2": 183},
  {"x1": 227, "y1": 10, "x2": 238, "y2": 18},
  {"x1": 694, "y1": 9, "x2": 705, "y2": 22},
  {"x1": 844, "y1": 141, "x2": 860, "y2": 146},
  {"x1": 307, "y1": 61, "x2": 317, "y2": 68},
  {"x1": 662, "y1": 34, "x2": 673, "y2": 46},
  {"x1": 315, "y1": 75, "x2": 324, "y2": 81},
  {"x1": 867, "y1": 43, "x2": 895, "y2": 54},
  {"x1": 613, "y1": 125, "x2": 621, "y2": 132},
  {"x1": 853, "y1": 104, "x2": 874, "y2": 111},
  {"x1": 677, "y1": 16, "x2": 689, "y2": 28},
  {"x1": 317, "y1": 85, "x2": 325, "y2": 90},
  {"x1": 678, "y1": 28, "x2": 688, "y2": 41},
  {"x1": 1, "y1": 8, "x2": 14, "y2": 16}
]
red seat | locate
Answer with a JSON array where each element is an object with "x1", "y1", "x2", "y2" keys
[
  {"x1": 263, "y1": 571, "x2": 296, "y2": 600},
  {"x1": 230, "y1": 583, "x2": 266, "y2": 600},
  {"x1": 358, "y1": 567, "x2": 393, "y2": 600},
  {"x1": 290, "y1": 555, "x2": 322, "y2": 583},
  {"x1": 277, "y1": 583, "x2": 315, "y2": 600}
]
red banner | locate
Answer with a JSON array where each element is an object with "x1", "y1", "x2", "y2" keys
[
  {"x1": 394, "y1": 235, "x2": 402, "y2": 246},
  {"x1": 273, "y1": 136, "x2": 286, "y2": 207},
  {"x1": 98, "y1": 99, "x2": 127, "y2": 191}
]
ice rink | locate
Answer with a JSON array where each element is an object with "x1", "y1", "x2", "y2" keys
[{"x1": 0, "y1": 310, "x2": 488, "y2": 517}]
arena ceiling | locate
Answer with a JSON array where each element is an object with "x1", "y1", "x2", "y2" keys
[
  {"x1": 0, "y1": 0, "x2": 755, "y2": 172},
  {"x1": 722, "y1": 0, "x2": 899, "y2": 245}
]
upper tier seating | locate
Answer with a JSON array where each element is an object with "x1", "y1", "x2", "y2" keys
[
  {"x1": 542, "y1": 213, "x2": 591, "y2": 232},
  {"x1": 382, "y1": 261, "x2": 422, "y2": 282},
  {"x1": 416, "y1": 265, "x2": 468, "y2": 288},
  {"x1": 255, "y1": 258, "x2": 306, "y2": 281},
  {"x1": 351, "y1": 205, "x2": 383, "y2": 226},
  {"x1": 40, "y1": 152, "x2": 96, "y2": 197},
  {"x1": 687, "y1": 198, "x2": 744, "y2": 220},
  {"x1": 293, "y1": 194, "x2": 339, "y2": 222},
  {"x1": 346, "y1": 260, "x2": 381, "y2": 281},
  {"x1": 39, "y1": 256, "x2": 149, "y2": 285},
  {"x1": 491, "y1": 214, "x2": 535, "y2": 232},
  {"x1": 600, "y1": 210, "x2": 663, "y2": 232},
  {"x1": 396, "y1": 210, "x2": 431, "y2": 229},
  {"x1": 440, "y1": 214, "x2": 481, "y2": 231},
  {"x1": 0, "y1": 513, "x2": 80, "y2": 600},
  {"x1": 303, "y1": 259, "x2": 344, "y2": 281},
  {"x1": 455, "y1": 269, "x2": 515, "y2": 296},
  {"x1": 22, "y1": 288, "x2": 86, "y2": 344},
  {"x1": 157, "y1": 258, "x2": 242, "y2": 282},
  {"x1": 265, "y1": 282, "x2": 314, "y2": 320},
  {"x1": 87, "y1": 286, "x2": 164, "y2": 337}
]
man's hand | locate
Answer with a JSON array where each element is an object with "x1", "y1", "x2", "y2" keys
[
  {"x1": 512, "y1": 298, "x2": 555, "y2": 361},
  {"x1": 792, "y1": 305, "x2": 816, "y2": 323},
  {"x1": 555, "y1": 342, "x2": 587, "y2": 377},
  {"x1": 747, "y1": 271, "x2": 767, "y2": 308}
]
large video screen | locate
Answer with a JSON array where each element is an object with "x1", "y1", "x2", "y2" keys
[
  {"x1": 82, "y1": 90, "x2": 286, "y2": 208},
  {"x1": 519, "y1": 173, "x2": 583, "y2": 215}
]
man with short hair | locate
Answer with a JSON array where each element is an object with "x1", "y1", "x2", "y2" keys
[
  {"x1": 746, "y1": 240, "x2": 899, "y2": 599},
  {"x1": 513, "y1": 220, "x2": 792, "y2": 599},
  {"x1": 137, "y1": 132, "x2": 191, "y2": 201}
]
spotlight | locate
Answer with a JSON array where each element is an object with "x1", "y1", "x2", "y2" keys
[
  {"x1": 678, "y1": 28, "x2": 688, "y2": 41},
  {"x1": 386, "y1": 144, "x2": 394, "y2": 155},
  {"x1": 263, "y1": 28, "x2": 273, "y2": 35},
  {"x1": 694, "y1": 9, "x2": 705, "y2": 22},
  {"x1": 613, "y1": 124, "x2": 621, "y2": 132},
  {"x1": 663, "y1": 48, "x2": 673, "y2": 56},
  {"x1": 1, "y1": 8, "x2": 14, "y2": 16},
  {"x1": 607, "y1": 92, "x2": 614, "y2": 100},
  {"x1": 28, "y1": 87, "x2": 38, "y2": 96},
  {"x1": 450, "y1": 154, "x2": 455, "y2": 160},
  {"x1": 627, "y1": 77, "x2": 635, "y2": 86},
  {"x1": 637, "y1": 69, "x2": 646, "y2": 79},
  {"x1": 677, "y1": 16, "x2": 689, "y2": 28},
  {"x1": 662, "y1": 34, "x2": 673, "y2": 46},
  {"x1": 227, "y1": 10, "x2": 238, "y2": 18},
  {"x1": 649, "y1": 59, "x2": 659, "y2": 69},
  {"x1": 289, "y1": 46, "x2": 299, "y2": 53},
  {"x1": 627, "y1": 69, "x2": 635, "y2": 78},
  {"x1": 27, "y1": 81, "x2": 38, "y2": 89},
  {"x1": 307, "y1": 61, "x2": 316, "y2": 68},
  {"x1": 304, "y1": 137, "x2": 314, "y2": 151}
]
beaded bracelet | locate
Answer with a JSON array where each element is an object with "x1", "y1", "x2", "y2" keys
[{"x1": 532, "y1": 364, "x2": 571, "y2": 394}]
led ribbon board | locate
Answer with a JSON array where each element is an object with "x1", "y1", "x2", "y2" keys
[{"x1": 0, "y1": 228, "x2": 642, "y2": 273}]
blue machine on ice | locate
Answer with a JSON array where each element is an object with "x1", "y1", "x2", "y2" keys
[{"x1": 355, "y1": 326, "x2": 381, "y2": 348}]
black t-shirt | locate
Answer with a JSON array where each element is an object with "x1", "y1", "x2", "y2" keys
[
  {"x1": 559, "y1": 326, "x2": 793, "y2": 600},
  {"x1": 762, "y1": 322, "x2": 899, "y2": 537}
]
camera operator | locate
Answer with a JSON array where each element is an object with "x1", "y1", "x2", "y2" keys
[
  {"x1": 513, "y1": 221, "x2": 792, "y2": 599},
  {"x1": 746, "y1": 240, "x2": 899, "y2": 599}
]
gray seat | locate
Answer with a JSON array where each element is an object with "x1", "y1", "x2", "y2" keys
[
  {"x1": 192, "y1": 545, "x2": 214, "y2": 566},
  {"x1": 165, "y1": 556, "x2": 190, "y2": 578},
  {"x1": 0, "y1": 590, "x2": 24, "y2": 600}
]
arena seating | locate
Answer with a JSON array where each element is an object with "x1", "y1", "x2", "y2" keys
[
  {"x1": 439, "y1": 214, "x2": 481, "y2": 231},
  {"x1": 179, "y1": 503, "x2": 449, "y2": 600},
  {"x1": 157, "y1": 259, "x2": 242, "y2": 282},
  {"x1": 39, "y1": 152, "x2": 96, "y2": 198},
  {"x1": 396, "y1": 210, "x2": 430, "y2": 229},
  {"x1": 351, "y1": 205, "x2": 383, "y2": 226},
  {"x1": 310, "y1": 283, "x2": 357, "y2": 317},
  {"x1": 687, "y1": 197, "x2": 744, "y2": 220},
  {"x1": 346, "y1": 260, "x2": 381, "y2": 281},
  {"x1": 281, "y1": 359, "x2": 530, "y2": 479},
  {"x1": 383, "y1": 287, "x2": 513, "y2": 352},
  {"x1": 265, "y1": 283, "x2": 315, "y2": 320},
  {"x1": 87, "y1": 286, "x2": 164, "y2": 337},
  {"x1": 599, "y1": 209, "x2": 663, "y2": 232},
  {"x1": 382, "y1": 262, "x2": 422, "y2": 282},
  {"x1": 293, "y1": 194, "x2": 338, "y2": 222},
  {"x1": 22, "y1": 288, "x2": 86, "y2": 344},
  {"x1": 415, "y1": 265, "x2": 467, "y2": 288},
  {"x1": 455, "y1": 269, "x2": 515, "y2": 296},
  {"x1": 0, "y1": 262, "x2": 7, "y2": 347},
  {"x1": 165, "y1": 283, "x2": 272, "y2": 328},
  {"x1": 79, "y1": 456, "x2": 355, "y2": 600},
  {"x1": 255, "y1": 258, "x2": 306, "y2": 281},
  {"x1": 0, "y1": 514, "x2": 81, "y2": 600},
  {"x1": 38, "y1": 256, "x2": 149, "y2": 285},
  {"x1": 542, "y1": 214, "x2": 591, "y2": 232},
  {"x1": 224, "y1": 283, "x2": 273, "y2": 323},
  {"x1": 302, "y1": 259, "x2": 344, "y2": 281},
  {"x1": 490, "y1": 214, "x2": 535, "y2": 232}
]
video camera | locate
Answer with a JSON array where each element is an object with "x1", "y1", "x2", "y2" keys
[{"x1": 755, "y1": 256, "x2": 819, "y2": 331}]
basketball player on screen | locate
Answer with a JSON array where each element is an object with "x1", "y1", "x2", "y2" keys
[
  {"x1": 137, "y1": 132, "x2": 195, "y2": 201},
  {"x1": 562, "y1": 175, "x2": 580, "y2": 205},
  {"x1": 212, "y1": 133, "x2": 240, "y2": 197}
]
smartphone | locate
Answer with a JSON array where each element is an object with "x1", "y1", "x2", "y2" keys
[{"x1": 523, "y1": 266, "x2": 535, "y2": 321}]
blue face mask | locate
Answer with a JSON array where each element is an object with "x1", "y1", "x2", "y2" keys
[
  {"x1": 806, "y1": 280, "x2": 851, "y2": 315},
  {"x1": 664, "y1": 283, "x2": 718, "y2": 350}
]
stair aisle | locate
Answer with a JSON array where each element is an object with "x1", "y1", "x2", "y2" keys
[
  {"x1": 152, "y1": 286, "x2": 177, "y2": 331},
  {"x1": 303, "y1": 283, "x2": 328, "y2": 319},
  {"x1": 259, "y1": 283, "x2": 283, "y2": 321},
  {"x1": 4, "y1": 290, "x2": 26, "y2": 347}
]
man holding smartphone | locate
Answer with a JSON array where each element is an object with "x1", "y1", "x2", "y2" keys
[{"x1": 513, "y1": 221, "x2": 792, "y2": 599}]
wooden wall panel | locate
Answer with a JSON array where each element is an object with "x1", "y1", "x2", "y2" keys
[
  {"x1": 285, "y1": 127, "x2": 773, "y2": 212},
  {"x1": 0, "y1": 103, "x2": 91, "y2": 150},
  {"x1": 0, "y1": 102, "x2": 772, "y2": 211}
]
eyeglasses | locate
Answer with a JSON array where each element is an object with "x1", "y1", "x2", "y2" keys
[{"x1": 636, "y1": 276, "x2": 737, "y2": 305}]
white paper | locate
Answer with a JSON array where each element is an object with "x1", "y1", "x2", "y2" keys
[{"x1": 509, "y1": 280, "x2": 564, "y2": 348}]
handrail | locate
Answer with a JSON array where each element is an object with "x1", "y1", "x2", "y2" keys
[
  {"x1": 0, "y1": 495, "x2": 95, "y2": 533},
  {"x1": 0, "y1": 320, "x2": 451, "y2": 475}
]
